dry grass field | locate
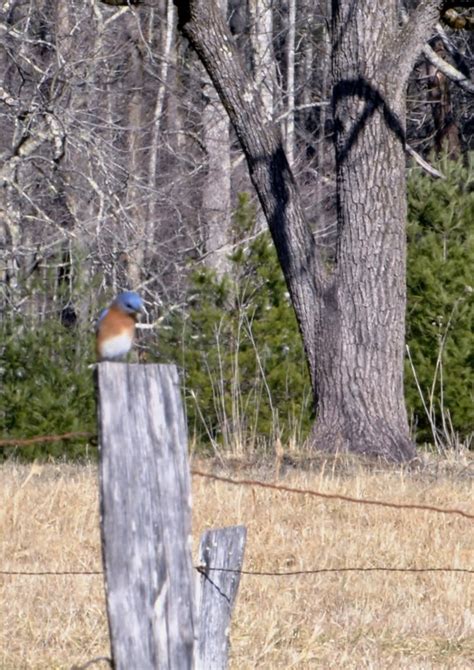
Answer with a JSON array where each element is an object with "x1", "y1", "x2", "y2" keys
[{"x1": 1, "y1": 454, "x2": 473, "y2": 669}]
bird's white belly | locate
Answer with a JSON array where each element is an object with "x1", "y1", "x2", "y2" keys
[{"x1": 100, "y1": 333, "x2": 133, "y2": 360}]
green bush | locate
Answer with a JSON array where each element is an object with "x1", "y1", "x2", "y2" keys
[
  {"x1": 406, "y1": 155, "x2": 474, "y2": 445},
  {"x1": 0, "y1": 319, "x2": 96, "y2": 460}
]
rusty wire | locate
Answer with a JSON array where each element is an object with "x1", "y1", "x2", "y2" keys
[
  {"x1": 2, "y1": 564, "x2": 473, "y2": 578},
  {"x1": 191, "y1": 469, "x2": 474, "y2": 520},
  {"x1": 1, "y1": 432, "x2": 472, "y2": 519},
  {"x1": 0, "y1": 432, "x2": 94, "y2": 447}
]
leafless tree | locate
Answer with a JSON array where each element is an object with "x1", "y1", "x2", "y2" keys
[{"x1": 0, "y1": 1, "x2": 213, "y2": 324}]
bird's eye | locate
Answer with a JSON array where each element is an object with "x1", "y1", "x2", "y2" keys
[{"x1": 125, "y1": 300, "x2": 140, "y2": 311}]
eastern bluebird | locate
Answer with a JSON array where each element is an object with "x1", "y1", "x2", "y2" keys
[{"x1": 96, "y1": 291, "x2": 144, "y2": 361}]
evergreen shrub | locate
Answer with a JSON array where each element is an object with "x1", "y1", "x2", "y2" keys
[
  {"x1": 0, "y1": 319, "x2": 96, "y2": 460},
  {"x1": 405, "y1": 155, "x2": 473, "y2": 446}
]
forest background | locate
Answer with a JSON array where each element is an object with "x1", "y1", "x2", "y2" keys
[{"x1": 0, "y1": 0, "x2": 473, "y2": 459}]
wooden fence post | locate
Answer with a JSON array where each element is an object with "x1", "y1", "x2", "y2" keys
[
  {"x1": 195, "y1": 525, "x2": 247, "y2": 669},
  {"x1": 96, "y1": 363, "x2": 194, "y2": 670}
]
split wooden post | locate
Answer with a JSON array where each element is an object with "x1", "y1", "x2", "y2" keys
[
  {"x1": 195, "y1": 525, "x2": 247, "y2": 669},
  {"x1": 96, "y1": 363, "x2": 194, "y2": 670}
]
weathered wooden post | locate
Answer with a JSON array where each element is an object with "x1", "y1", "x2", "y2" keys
[
  {"x1": 195, "y1": 526, "x2": 247, "y2": 669},
  {"x1": 96, "y1": 363, "x2": 194, "y2": 670}
]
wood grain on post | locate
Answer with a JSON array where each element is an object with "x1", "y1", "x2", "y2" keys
[
  {"x1": 195, "y1": 525, "x2": 247, "y2": 669},
  {"x1": 96, "y1": 363, "x2": 194, "y2": 670}
]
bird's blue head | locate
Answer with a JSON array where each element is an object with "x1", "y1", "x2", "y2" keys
[{"x1": 113, "y1": 291, "x2": 144, "y2": 315}]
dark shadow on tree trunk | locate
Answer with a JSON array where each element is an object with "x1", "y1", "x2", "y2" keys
[{"x1": 333, "y1": 78, "x2": 406, "y2": 162}]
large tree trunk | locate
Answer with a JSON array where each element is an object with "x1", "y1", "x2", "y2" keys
[
  {"x1": 309, "y1": 1, "x2": 413, "y2": 459},
  {"x1": 174, "y1": 0, "x2": 442, "y2": 462}
]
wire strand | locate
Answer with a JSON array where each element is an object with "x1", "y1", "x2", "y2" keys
[
  {"x1": 197, "y1": 566, "x2": 474, "y2": 576},
  {"x1": 2, "y1": 565, "x2": 473, "y2": 578},
  {"x1": 191, "y1": 469, "x2": 474, "y2": 520},
  {"x1": 0, "y1": 432, "x2": 94, "y2": 447},
  {"x1": 0, "y1": 570, "x2": 103, "y2": 576}
]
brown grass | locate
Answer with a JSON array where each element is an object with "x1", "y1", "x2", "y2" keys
[{"x1": 1, "y1": 456, "x2": 473, "y2": 669}]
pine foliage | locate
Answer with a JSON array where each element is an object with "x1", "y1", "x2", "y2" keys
[
  {"x1": 0, "y1": 320, "x2": 96, "y2": 460},
  {"x1": 406, "y1": 155, "x2": 473, "y2": 445}
]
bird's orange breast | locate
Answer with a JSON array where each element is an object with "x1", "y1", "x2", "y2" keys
[{"x1": 96, "y1": 305, "x2": 137, "y2": 360}]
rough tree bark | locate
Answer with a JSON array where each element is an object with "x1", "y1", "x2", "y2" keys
[
  {"x1": 172, "y1": 0, "x2": 450, "y2": 462},
  {"x1": 201, "y1": 0, "x2": 232, "y2": 277},
  {"x1": 248, "y1": 0, "x2": 277, "y2": 121},
  {"x1": 285, "y1": 0, "x2": 296, "y2": 166},
  {"x1": 248, "y1": 0, "x2": 279, "y2": 235}
]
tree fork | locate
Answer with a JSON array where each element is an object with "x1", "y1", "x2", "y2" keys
[{"x1": 173, "y1": 0, "x2": 448, "y2": 462}]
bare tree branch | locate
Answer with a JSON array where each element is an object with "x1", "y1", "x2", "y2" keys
[
  {"x1": 436, "y1": 22, "x2": 471, "y2": 76},
  {"x1": 422, "y1": 41, "x2": 474, "y2": 93},
  {"x1": 406, "y1": 144, "x2": 446, "y2": 179}
]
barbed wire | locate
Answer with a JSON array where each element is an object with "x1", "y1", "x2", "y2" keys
[
  {"x1": 0, "y1": 569, "x2": 103, "y2": 576},
  {"x1": 0, "y1": 432, "x2": 95, "y2": 447},
  {"x1": 191, "y1": 469, "x2": 474, "y2": 520},
  {"x1": 1, "y1": 431, "x2": 472, "y2": 519},
  {"x1": 2, "y1": 564, "x2": 473, "y2": 578},
  {"x1": 197, "y1": 566, "x2": 474, "y2": 576}
]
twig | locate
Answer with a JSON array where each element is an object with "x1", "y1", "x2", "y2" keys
[{"x1": 406, "y1": 145, "x2": 445, "y2": 179}]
